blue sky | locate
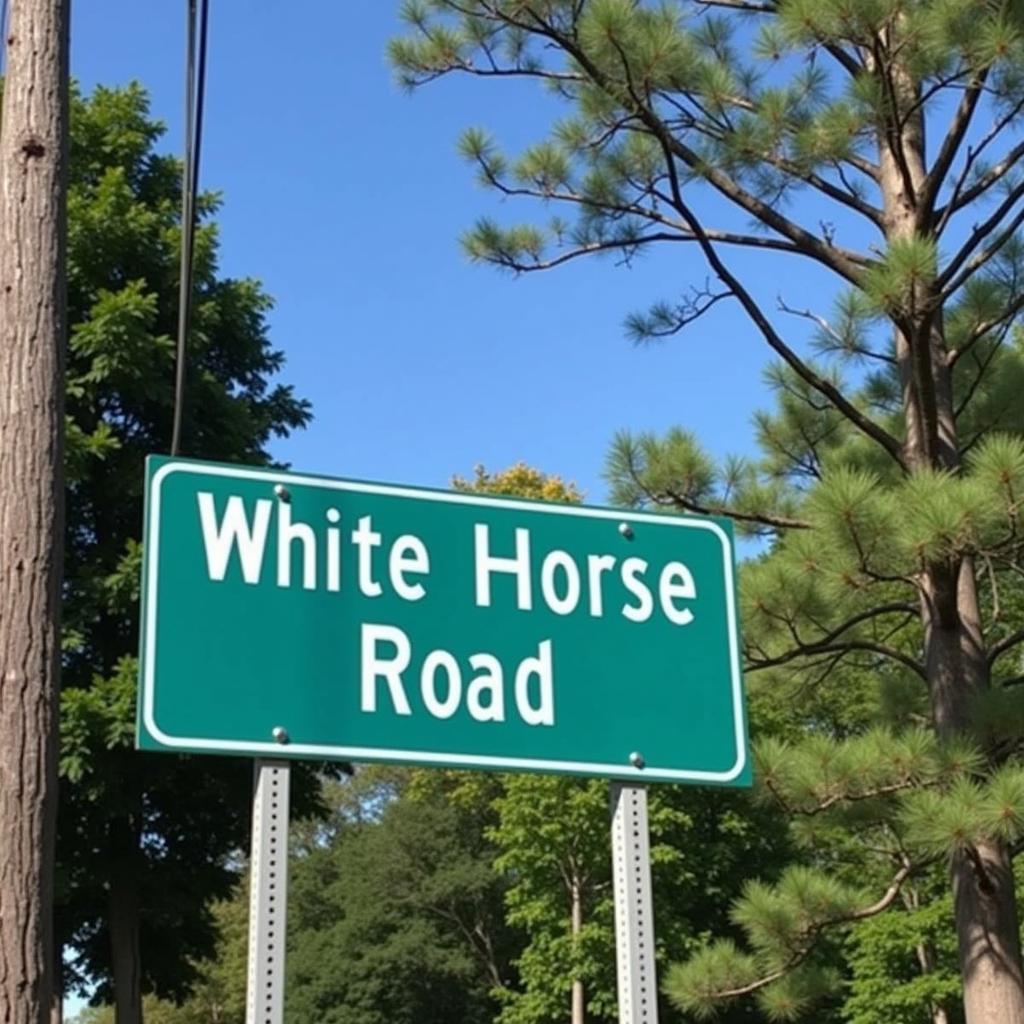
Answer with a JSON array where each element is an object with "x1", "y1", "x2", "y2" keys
[{"x1": 67, "y1": 1, "x2": 835, "y2": 505}]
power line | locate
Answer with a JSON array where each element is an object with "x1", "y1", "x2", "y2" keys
[
  {"x1": 171, "y1": 0, "x2": 211, "y2": 457},
  {"x1": 0, "y1": 0, "x2": 9, "y2": 74}
]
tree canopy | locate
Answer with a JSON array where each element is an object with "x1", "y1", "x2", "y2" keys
[
  {"x1": 57, "y1": 81, "x2": 321, "y2": 1023},
  {"x1": 391, "y1": 4, "x2": 1024, "y2": 1020}
]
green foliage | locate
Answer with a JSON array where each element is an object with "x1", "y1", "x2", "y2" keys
[
  {"x1": 392, "y1": 1, "x2": 1024, "y2": 1018},
  {"x1": 285, "y1": 769, "x2": 517, "y2": 1024},
  {"x1": 489, "y1": 775, "x2": 618, "y2": 1024},
  {"x1": 448, "y1": 464, "x2": 791, "y2": 1024},
  {"x1": 56, "y1": 81, "x2": 321, "y2": 1006},
  {"x1": 842, "y1": 876, "x2": 963, "y2": 1024}
]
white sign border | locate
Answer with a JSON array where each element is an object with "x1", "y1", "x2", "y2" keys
[{"x1": 140, "y1": 460, "x2": 748, "y2": 784}]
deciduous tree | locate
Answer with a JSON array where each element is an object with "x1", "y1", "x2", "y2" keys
[{"x1": 57, "y1": 82, "x2": 319, "y2": 1024}]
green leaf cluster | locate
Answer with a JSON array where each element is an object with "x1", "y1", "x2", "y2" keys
[{"x1": 54, "y1": 81, "x2": 321, "y2": 1008}]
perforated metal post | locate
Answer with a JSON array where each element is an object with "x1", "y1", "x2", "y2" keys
[
  {"x1": 246, "y1": 760, "x2": 290, "y2": 1024},
  {"x1": 610, "y1": 783, "x2": 659, "y2": 1024}
]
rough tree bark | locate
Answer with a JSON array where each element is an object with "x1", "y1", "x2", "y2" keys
[
  {"x1": 875, "y1": 36, "x2": 1024, "y2": 1024},
  {"x1": 0, "y1": 0, "x2": 69, "y2": 1022}
]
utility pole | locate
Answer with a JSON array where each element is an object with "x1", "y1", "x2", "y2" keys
[{"x1": 0, "y1": 0, "x2": 70, "y2": 1020}]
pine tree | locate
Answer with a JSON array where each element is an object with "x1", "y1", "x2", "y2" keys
[{"x1": 391, "y1": 3, "x2": 1024, "y2": 1020}]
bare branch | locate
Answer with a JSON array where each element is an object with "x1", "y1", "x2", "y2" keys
[
  {"x1": 988, "y1": 627, "x2": 1024, "y2": 667},
  {"x1": 777, "y1": 298, "x2": 896, "y2": 365},
  {"x1": 662, "y1": 488, "x2": 811, "y2": 531},
  {"x1": 953, "y1": 332, "x2": 1008, "y2": 422},
  {"x1": 920, "y1": 69, "x2": 990, "y2": 221},
  {"x1": 939, "y1": 179, "x2": 1024, "y2": 293},
  {"x1": 936, "y1": 102, "x2": 1024, "y2": 224},
  {"x1": 749, "y1": 637, "x2": 927, "y2": 679},
  {"x1": 948, "y1": 295, "x2": 1024, "y2": 367}
]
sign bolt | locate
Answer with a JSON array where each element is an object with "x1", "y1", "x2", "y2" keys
[
  {"x1": 273, "y1": 484, "x2": 290, "y2": 502},
  {"x1": 272, "y1": 726, "x2": 289, "y2": 745},
  {"x1": 629, "y1": 751, "x2": 644, "y2": 768},
  {"x1": 618, "y1": 523, "x2": 634, "y2": 539}
]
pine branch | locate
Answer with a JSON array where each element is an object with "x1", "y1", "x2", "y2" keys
[
  {"x1": 920, "y1": 69, "x2": 990, "y2": 222},
  {"x1": 776, "y1": 298, "x2": 895, "y2": 365},
  {"x1": 510, "y1": 7, "x2": 869, "y2": 285},
  {"x1": 773, "y1": 603, "x2": 920, "y2": 645},
  {"x1": 529, "y1": 33, "x2": 901, "y2": 465},
  {"x1": 694, "y1": 0, "x2": 776, "y2": 11},
  {"x1": 649, "y1": 175, "x2": 905, "y2": 463},
  {"x1": 755, "y1": 151, "x2": 884, "y2": 226},
  {"x1": 629, "y1": 285, "x2": 734, "y2": 336},
  {"x1": 707, "y1": 862, "x2": 915, "y2": 1000},
  {"x1": 988, "y1": 628, "x2": 1024, "y2": 667},
  {"x1": 662, "y1": 488, "x2": 811, "y2": 530},
  {"x1": 936, "y1": 99, "x2": 1024, "y2": 224},
  {"x1": 469, "y1": 154, "x2": 867, "y2": 264},
  {"x1": 953, "y1": 333, "x2": 1008, "y2": 423},
  {"x1": 475, "y1": 233, "x2": 685, "y2": 272},
  {"x1": 948, "y1": 296, "x2": 1023, "y2": 367},
  {"x1": 403, "y1": 61, "x2": 584, "y2": 87},
  {"x1": 764, "y1": 777, "x2": 927, "y2": 817},
  {"x1": 751, "y1": 638, "x2": 925, "y2": 675},
  {"x1": 749, "y1": 605, "x2": 926, "y2": 679},
  {"x1": 938, "y1": 179, "x2": 1024, "y2": 293}
]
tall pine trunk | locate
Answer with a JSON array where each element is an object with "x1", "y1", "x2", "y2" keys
[
  {"x1": 0, "y1": 0, "x2": 69, "y2": 1021},
  {"x1": 875, "y1": 50, "x2": 1024, "y2": 1022}
]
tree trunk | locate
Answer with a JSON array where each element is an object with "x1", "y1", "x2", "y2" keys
[
  {"x1": 916, "y1": 440, "x2": 1024, "y2": 1024},
  {"x1": 570, "y1": 876, "x2": 584, "y2": 1024},
  {"x1": 868, "y1": 46, "x2": 1024, "y2": 1015},
  {"x1": 871, "y1": 45, "x2": 1024, "y2": 1021},
  {"x1": 109, "y1": 845, "x2": 142, "y2": 1024},
  {"x1": 0, "y1": 0, "x2": 69, "y2": 1021}
]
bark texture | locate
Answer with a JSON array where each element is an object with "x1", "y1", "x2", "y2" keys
[
  {"x1": 874, "y1": 42, "x2": 1024, "y2": 1022},
  {"x1": 0, "y1": 0, "x2": 69, "y2": 1021}
]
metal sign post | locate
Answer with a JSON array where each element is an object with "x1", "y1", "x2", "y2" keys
[
  {"x1": 611, "y1": 782, "x2": 659, "y2": 1024},
  {"x1": 245, "y1": 760, "x2": 290, "y2": 1024}
]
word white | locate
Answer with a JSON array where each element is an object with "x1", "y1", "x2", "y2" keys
[
  {"x1": 196, "y1": 495, "x2": 699, "y2": 626},
  {"x1": 361, "y1": 624, "x2": 554, "y2": 725},
  {"x1": 197, "y1": 494, "x2": 428, "y2": 598}
]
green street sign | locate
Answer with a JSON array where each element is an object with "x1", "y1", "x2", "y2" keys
[{"x1": 137, "y1": 457, "x2": 750, "y2": 785}]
